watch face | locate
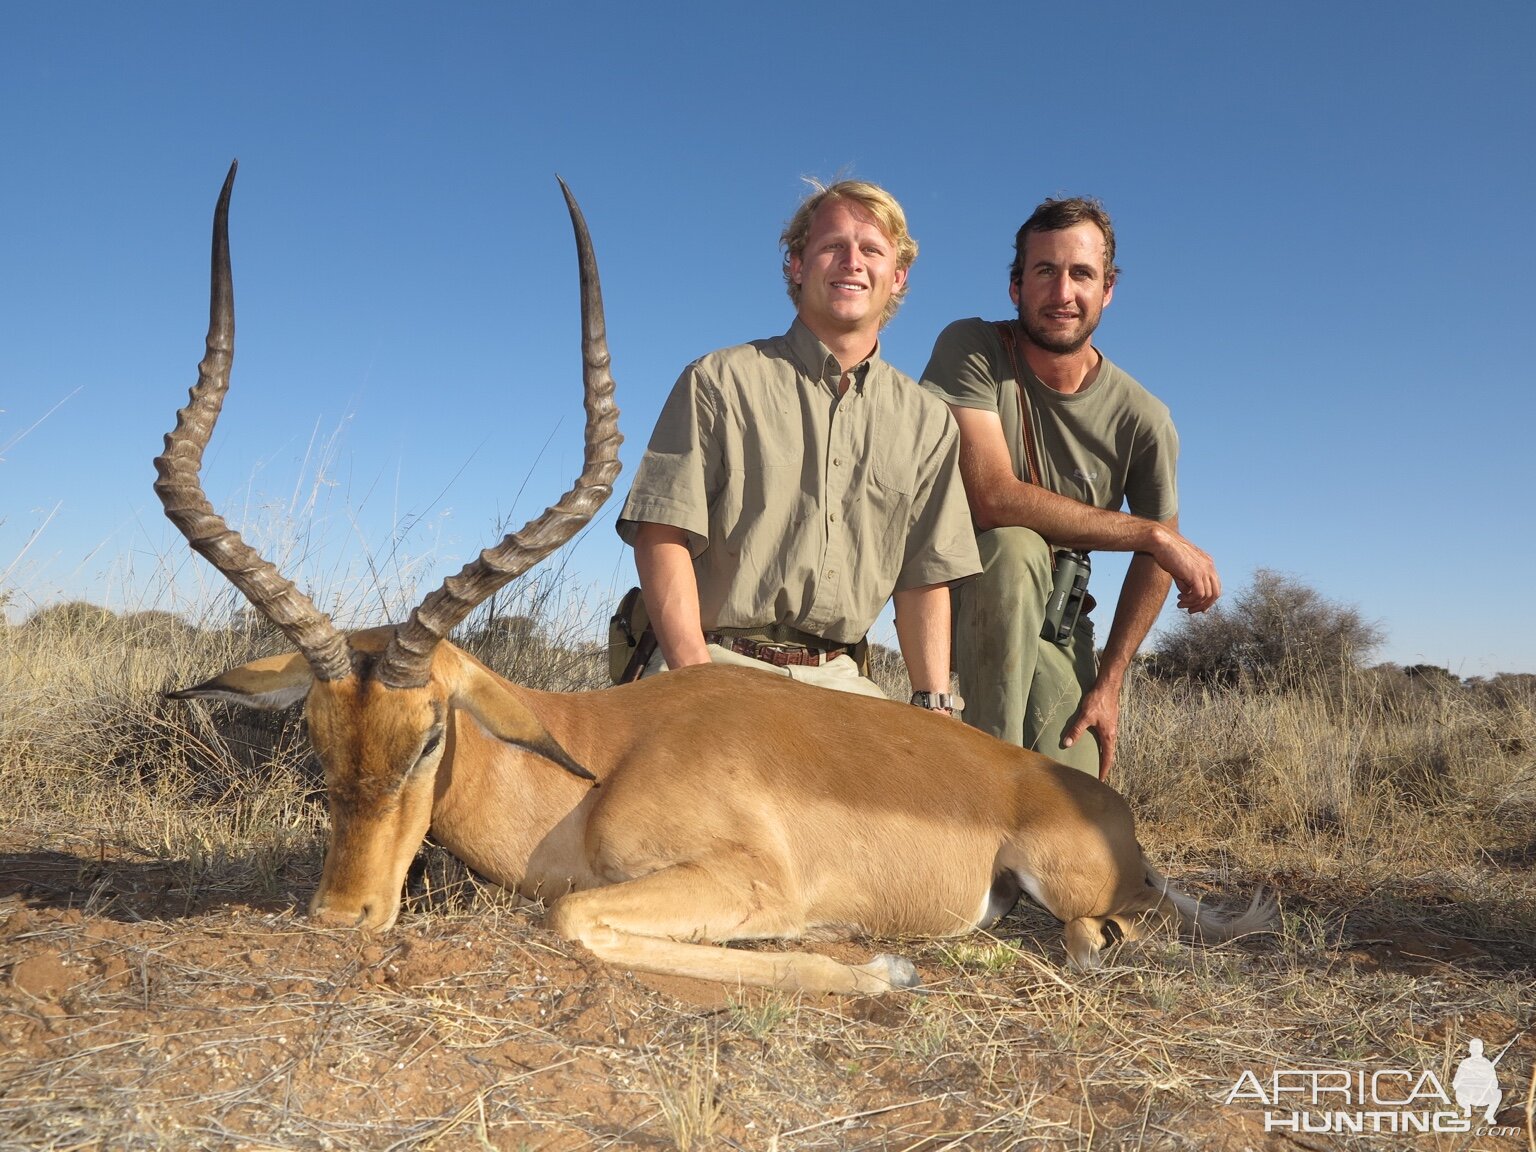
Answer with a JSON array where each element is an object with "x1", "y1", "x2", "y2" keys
[
  {"x1": 911, "y1": 692, "x2": 958, "y2": 711},
  {"x1": 909, "y1": 692, "x2": 963, "y2": 712}
]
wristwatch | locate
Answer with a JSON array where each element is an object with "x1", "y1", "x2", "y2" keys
[{"x1": 909, "y1": 691, "x2": 963, "y2": 713}]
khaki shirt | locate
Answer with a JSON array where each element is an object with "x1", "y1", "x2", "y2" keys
[
  {"x1": 618, "y1": 319, "x2": 980, "y2": 645},
  {"x1": 920, "y1": 317, "x2": 1179, "y2": 520}
]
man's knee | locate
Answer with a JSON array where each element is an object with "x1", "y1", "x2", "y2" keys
[
  {"x1": 977, "y1": 526, "x2": 1054, "y2": 587},
  {"x1": 961, "y1": 528, "x2": 1055, "y2": 627}
]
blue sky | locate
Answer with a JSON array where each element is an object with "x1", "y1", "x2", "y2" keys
[{"x1": 3, "y1": 2, "x2": 1533, "y2": 675}]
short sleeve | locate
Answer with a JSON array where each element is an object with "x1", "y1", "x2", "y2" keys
[
  {"x1": 919, "y1": 318, "x2": 1002, "y2": 414},
  {"x1": 615, "y1": 363, "x2": 721, "y2": 555},
  {"x1": 1124, "y1": 414, "x2": 1179, "y2": 521},
  {"x1": 894, "y1": 406, "x2": 982, "y2": 591}
]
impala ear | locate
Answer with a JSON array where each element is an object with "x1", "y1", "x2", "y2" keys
[
  {"x1": 167, "y1": 650, "x2": 315, "y2": 711},
  {"x1": 449, "y1": 659, "x2": 596, "y2": 783}
]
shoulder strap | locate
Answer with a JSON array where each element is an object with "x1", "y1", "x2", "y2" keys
[{"x1": 992, "y1": 321, "x2": 1043, "y2": 486}]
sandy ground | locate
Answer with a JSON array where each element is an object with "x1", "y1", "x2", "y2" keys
[{"x1": 3, "y1": 834, "x2": 1532, "y2": 1151}]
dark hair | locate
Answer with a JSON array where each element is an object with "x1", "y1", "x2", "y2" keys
[{"x1": 1010, "y1": 197, "x2": 1119, "y2": 286}]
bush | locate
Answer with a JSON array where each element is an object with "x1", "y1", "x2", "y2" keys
[
  {"x1": 24, "y1": 600, "x2": 119, "y2": 634},
  {"x1": 1151, "y1": 568, "x2": 1383, "y2": 687}
]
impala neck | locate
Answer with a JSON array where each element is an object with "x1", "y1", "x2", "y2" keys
[{"x1": 427, "y1": 697, "x2": 597, "y2": 894}]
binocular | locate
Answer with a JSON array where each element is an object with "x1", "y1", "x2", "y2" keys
[{"x1": 1041, "y1": 549, "x2": 1091, "y2": 645}]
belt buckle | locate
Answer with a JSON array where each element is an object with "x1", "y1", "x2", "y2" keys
[
  {"x1": 748, "y1": 640, "x2": 800, "y2": 667},
  {"x1": 760, "y1": 642, "x2": 798, "y2": 667}
]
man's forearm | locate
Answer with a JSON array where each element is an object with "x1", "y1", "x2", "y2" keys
[
  {"x1": 893, "y1": 583, "x2": 952, "y2": 696},
  {"x1": 1096, "y1": 551, "x2": 1172, "y2": 687},
  {"x1": 950, "y1": 406, "x2": 1217, "y2": 611},
  {"x1": 1063, "y1": 552, "x2": 1170, "y2": 782},
  {"x1": 980, "y1": 475, "x2": 1217, "y2": 613},
  {"x1": 975, "y1": 476, "x2": 1162, "y2": 554},
  {"x1": 632, "y1": 523, "x2": 712, "y2": 668}
]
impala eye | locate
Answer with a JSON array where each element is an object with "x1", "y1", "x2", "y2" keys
[{"x1": 419, "y1": 729, "x2": 444, "y2": 763}]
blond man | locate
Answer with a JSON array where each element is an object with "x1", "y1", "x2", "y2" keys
[{"x1": 617, "y1": 181, "x2": 979, "y2": 709}]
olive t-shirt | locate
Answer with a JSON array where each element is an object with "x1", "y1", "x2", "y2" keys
[{"x1": 919, "y1": 317, "x2": 1178, "y2": 520}]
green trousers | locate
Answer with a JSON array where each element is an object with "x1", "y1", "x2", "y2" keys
[{"x1": 953, "y1": 527, "x2": 1099, "y2": 774}]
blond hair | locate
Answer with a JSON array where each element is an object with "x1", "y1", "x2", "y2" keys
[{"x1": 780, "y1": 180, "x2": 917, "y2": 325}]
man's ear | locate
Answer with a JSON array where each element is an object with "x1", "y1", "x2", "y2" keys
[{"x1": 166, "y1": 650, "x2": 314, "y2": 711}]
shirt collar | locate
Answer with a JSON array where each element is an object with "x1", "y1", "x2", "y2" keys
[{"x1": 785, "y1": 317, "x2": 879, "y2": 394}]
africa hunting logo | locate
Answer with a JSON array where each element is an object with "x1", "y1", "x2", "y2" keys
[{"x1": 1224, "y1": 1035, "x2": 1526, "y2": 1138}]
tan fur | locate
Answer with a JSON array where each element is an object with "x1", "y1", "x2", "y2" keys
[{"x1": 174, "y1": 634, "x2": 1275, "y2": 991}]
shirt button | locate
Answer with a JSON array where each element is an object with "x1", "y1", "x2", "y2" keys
[
  {"x1": 832, "y1": 457, "x2": 842, "y2": 467},
  {"x1": 829, "y1": 512, "x2": 838, "y2": 523}
]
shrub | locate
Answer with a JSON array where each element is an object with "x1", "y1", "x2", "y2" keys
[
  {"x1": 24, "y1": 600, "x2": 119, "y2": 634},
  {"x1": 1151, "y1": 568, "x2": 1383, "y2": 687}
]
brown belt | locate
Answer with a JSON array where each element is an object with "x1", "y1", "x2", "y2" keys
[{"x1": 704, "y1": 633, "x2": 848, "y2": 667}]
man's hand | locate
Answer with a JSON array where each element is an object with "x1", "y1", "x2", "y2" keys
[
  {"x1": 1062, "y1": 678, "x2": 1121, "y2": 782},
  {"x1": 1148, "y1": 523, "x2": 1220, "y2": 614}
]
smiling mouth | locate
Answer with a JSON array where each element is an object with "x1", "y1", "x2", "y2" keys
[{"x1": 831, "y1": 281, "x2": 867, "y2": 292}]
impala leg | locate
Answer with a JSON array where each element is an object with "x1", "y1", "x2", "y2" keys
[
  {"x1": 1063, "y1": 890, "x2": 1179, "y2": 970},
  {"x1": 1109, "y1": 900, "x2": 1180, "y2": 943},
  {"x1": 546, "y1": 862, "x2": 918, "y2": 995},
  {"x1": 1063, "y1": 917, "x2": 1110, "y2": 971}
]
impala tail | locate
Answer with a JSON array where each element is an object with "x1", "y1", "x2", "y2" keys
[{"x1": 1150, "y1": 867, "x2": 1279, "y2": 943}]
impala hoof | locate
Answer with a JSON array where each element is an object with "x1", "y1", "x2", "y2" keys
[{"x1": 865, "y1": 953, "x2": 920, "y2": 991}]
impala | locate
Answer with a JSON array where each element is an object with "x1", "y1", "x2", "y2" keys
[{"x1": 159, "y1": 164, "x2": 1273, "y2": 995}]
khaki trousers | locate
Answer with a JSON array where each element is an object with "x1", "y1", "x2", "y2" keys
[
  {"x1": 953, "y1": 527, "x2": 1099, "y2": 774},
  {"x1": 644, "y1": 643, "x2": 887, "y2": 699}
]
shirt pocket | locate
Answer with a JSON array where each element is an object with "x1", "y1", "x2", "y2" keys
[
  {"x1": 868, "y1": 404, "x2": 921, "y2": 498},
  {"x1": 862, "y1": 410, "x2": 920, "y2": 548}
]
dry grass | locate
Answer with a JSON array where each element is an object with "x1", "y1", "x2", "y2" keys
[{"x1": 2, "y1": 602, "x2": 1534, "y2": 1150}]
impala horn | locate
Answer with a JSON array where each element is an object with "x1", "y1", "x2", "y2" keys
[
  {"x1": 378, "y1": 178, "x2": 621, "y2": 689},
  {"x1": 154, "y1": 161, "x2": 352, "y2": 681},
  {"x1": 156, "y1": 164, "x2": 622, "y2": 689}
]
